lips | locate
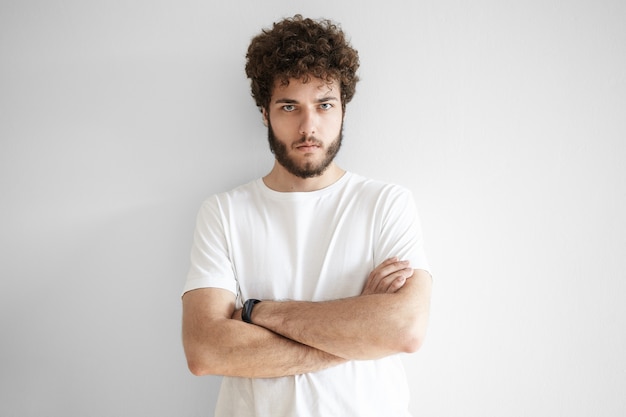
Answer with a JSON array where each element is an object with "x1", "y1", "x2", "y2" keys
[
  {"x1": 294, "y1": 137, "x2": 323, "y2": 151},
  {"x1": 296, "y1": 144, "x2": 321, "y2": 151}
]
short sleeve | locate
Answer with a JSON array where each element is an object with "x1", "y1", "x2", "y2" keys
[
  {"x1": 374, "y1": 185, "x2": 430, "y2": 273},
  {"x1": 182, "y1": 196, "x2": 238, "y2": 296}
]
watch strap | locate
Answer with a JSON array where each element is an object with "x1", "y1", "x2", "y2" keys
[{"x1": 242, "y1": 299, "x2": 262, "y2": 324}]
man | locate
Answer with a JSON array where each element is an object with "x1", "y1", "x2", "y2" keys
[{"x1": 182, "y1": 15, "x2": 432, "y2": 417}]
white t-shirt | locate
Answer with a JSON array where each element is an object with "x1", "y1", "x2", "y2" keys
[{"x1": 184, "y1": 172, "x2": 429, "y2": 417}]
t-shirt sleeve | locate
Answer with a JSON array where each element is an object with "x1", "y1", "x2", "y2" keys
[
  {"x1": 182, "y1": 196, "x2": 238, "y2": 297},
  {"x1": 375, "y1": 185, "x2": 430, "y2": 273}
]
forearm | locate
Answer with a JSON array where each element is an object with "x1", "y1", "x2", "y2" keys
[
  {"x1": 249, "y1": 269, "x2": 432, "y2": 360},
  {"x1": 183, "y1": 305, "x2": 346, "y2": 378}
]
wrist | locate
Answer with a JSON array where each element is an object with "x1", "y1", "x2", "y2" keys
[{"x1": 242, "y1": 299, "x2": 262, "y2": 324}]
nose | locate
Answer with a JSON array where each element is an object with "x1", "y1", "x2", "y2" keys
[{"x1": 298, "y1": 108, "x2": 317, "y2": 137}]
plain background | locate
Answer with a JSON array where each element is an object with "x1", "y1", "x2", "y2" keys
[{"x1": 1, "y1": 0, "x2": 625, "y2": 416}]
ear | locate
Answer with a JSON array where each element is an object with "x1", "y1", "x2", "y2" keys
[{"x1": 261, "y1": 108, "x2": 269, "y2": 127}]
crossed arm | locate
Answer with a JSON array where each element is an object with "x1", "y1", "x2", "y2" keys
[{"x1": 182, "y1": 258, "x2": 432, "y2": 378}]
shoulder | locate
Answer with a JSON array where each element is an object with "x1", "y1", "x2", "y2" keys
[
  {"x1": 343, "y1": 172, "x2": 413, "y2": 202},
  {"x1": 194, "y1": 179, "x2": 265, "y2": 224},
  {"x1": 200, "y1": 179, "x2": 262, "y2": 208}
]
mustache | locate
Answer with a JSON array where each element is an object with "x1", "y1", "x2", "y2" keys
[{"x1": 293, "y1": 136, "x2": 323, "y2": 147}]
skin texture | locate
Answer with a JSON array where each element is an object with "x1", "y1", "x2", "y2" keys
[
  {"x1": 181, "y1": 77, "x2": 433, "y2": 378},
  {"x1": 183, "y1": 261, "x2": 431, "y2": 378},
  {"x1": 234, "y1": 268, "x2": 433, "y2": 361}
]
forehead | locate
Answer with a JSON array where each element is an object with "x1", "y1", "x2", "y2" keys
[{"x1": 271, "y1": 77, "x2": 340, "y2": 101}]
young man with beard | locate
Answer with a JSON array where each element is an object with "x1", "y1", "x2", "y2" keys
[{"x1": 182, "y1": 15, "x2": 432, "y2": 417}]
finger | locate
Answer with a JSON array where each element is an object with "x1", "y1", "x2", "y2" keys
[
  {"x1": 231, "y1": 308, "x2": 243, "y2": 321},
  {"x1": 364, "y1": 266, "x2": 413, "y2": 295},
  {"x1": 364, "y1": 259, "x2": 407, "y2": 289},
  {"x1": 373, "y1": 267, "x2": 414, "y2": 293},
  {"x1": 385, "y1": 271, "x2": 413, "y2": 293},
  {"x1": 362, "y1": 258, "x2": 412, "y2": 295},
  {"x1": 370, "y1": 259, "x2": 411, "y2": 284}
]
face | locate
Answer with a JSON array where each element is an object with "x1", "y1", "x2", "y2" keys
[{"x1": 265, "y1": 77, "x2": 344, "y2": 179}]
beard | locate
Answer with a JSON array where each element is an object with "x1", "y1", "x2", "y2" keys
[{"x1": 267, "y1": 120, "x2": 343, "y2": 179}]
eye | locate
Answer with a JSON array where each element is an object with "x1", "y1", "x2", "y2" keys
[
  {"x1": 319, "y1": 103, "x2": 333, "y2": 110},
  {"x1": 282, "y1": 105, "x2": 296, "y2": 112}
]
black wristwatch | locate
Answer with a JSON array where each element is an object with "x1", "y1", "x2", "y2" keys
[{"x1": 242, "y1": 299, "x2": 262, "y2": 324}]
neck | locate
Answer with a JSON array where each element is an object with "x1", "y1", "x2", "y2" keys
[{"x1": 263, "y1": 162, "x2": 345, "y2": 192}]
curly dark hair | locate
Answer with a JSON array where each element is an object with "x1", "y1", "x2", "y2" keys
[{"x1": 245, "y1": 15, "x2": 360, "y2": 112}]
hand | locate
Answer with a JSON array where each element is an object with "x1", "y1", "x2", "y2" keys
[
  {"x1": 361, "y1": 258, "x2": 413, "y2": 295},
  {"x1": 231, "y1": 308, "x2": 243, "y2": 321}
]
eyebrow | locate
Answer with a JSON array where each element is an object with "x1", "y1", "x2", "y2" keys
[{"x1": 274, "y1": 96, "x2": 339, "y2": 104}]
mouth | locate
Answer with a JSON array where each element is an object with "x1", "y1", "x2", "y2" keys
[
  {"x1": 296, "y1": 144, "x2": 321, "y2": 152},
  {"x1": 294, "y1": 137, "x2": 323, "y2": 152}
]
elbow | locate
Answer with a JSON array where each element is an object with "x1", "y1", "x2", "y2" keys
[
  {"x1": 183, "y1": 330, "x2": 227, "y2": 376},
  {"x1": 398, "y1": 322, "x2": 428, "y2": 354},
  {"x1": 187, "y1": 358, "x2": 211, "y2": 376},
  {"x1": 186, "y1": 354, "x2": 225, "y2": 376},
  {"x1": 184, "y1": 348, "x2": 221, "y2": 376},
  {"x1": 401, "y1": 333, "x2": 425, "y2": 354}
]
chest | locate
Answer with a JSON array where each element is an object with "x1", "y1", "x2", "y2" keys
[{"x1": 224, "y1": 196, "x2": 379, "y2": 301}]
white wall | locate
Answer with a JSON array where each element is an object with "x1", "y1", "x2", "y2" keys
[{"x1": 1, "y1": 1, "x2": 624, "y2": 416}]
